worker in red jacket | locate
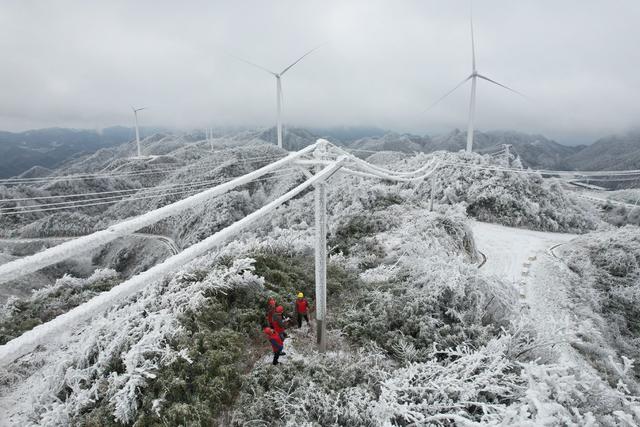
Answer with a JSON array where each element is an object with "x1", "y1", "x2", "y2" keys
[
  {"x1": 263, "y1": 327, "x2": 285, "y2": 365},
  {"x1": 265, "y1": 297, "x2": 276, "y2": 326},
  {"x1": 295, "y1": 292, "x2": 311, "y2": 328},
  {"x1": 271, "y1": 305, "x2": 287, "y2": 340}
]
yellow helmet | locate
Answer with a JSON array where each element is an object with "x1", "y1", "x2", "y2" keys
[{"x1": 297, "y1": 292, "x2": 304, "y2": 298}]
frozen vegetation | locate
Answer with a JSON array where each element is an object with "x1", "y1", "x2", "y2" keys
[
  {"x1": 0, "y1": 136, "x2": 638, "y2": 425},
  {"x1": 562, "y1": 227, "x2": 640, "y2": 386},
  {"x1": 368, "y1": 150, "x2": 601, "y2": 233}
]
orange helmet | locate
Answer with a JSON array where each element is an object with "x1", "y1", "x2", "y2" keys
[{"x1": 275, "y1": 305, "x2": 284, "y2": 314}]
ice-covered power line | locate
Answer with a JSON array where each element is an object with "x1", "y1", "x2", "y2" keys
[
  {"x1": 0, "y1": 171, "x2": 296, "y2": 210},
  {"x1": 0, "y1": 170, "x2": 298, "y2": 215},
  {"x1": 333, "y1": 148, "x2": 438, "y2": 179},
  {"x1": 3, "y1": 138, "x2": 638, "y2": 366},
  {"x1": 0, "y1": 156, "x2": 290, "y2": 203},
  {"x1": 0, "y1": 156, "x2": 344, "y2": 366},
  {"x1": 0, "y1": 179, "x2": 222, "y2": 212},
  {"x1": 0, "y1": 178, "x2": 228, "y2": 202},
  {"x1": 0, "y1": 153, "x2": 286, "y2": 186},
  {"x1": 573, "y1": 176, "x2": 640, "y2": 182},
  {"x1": 0, "y1": 153, "x2": 286, "y2": 184},
  {"x1": 0, "y1": 143, "x2": 318, "y2": 285},
  {"x1": 0, "y1": 155, "x2": 283, "y2": 188},
  {"x1": 434, "y1": 159, "x2": 640, "y2": 177},
  {"x1": 0, "y1": 139, "x2": 452, "y2": 363}
]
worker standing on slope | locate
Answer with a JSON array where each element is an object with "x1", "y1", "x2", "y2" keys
[
  {"x1": 295, "y1": 292, "x2": 311, "y2": 328},
  {"x1": 265, "y1": 297, "x2": 276, "y2": 327},
  {"x1": 272, "y1": 305, "x2": 288, "y2": 341},
  {"x1": 263, "y1": 327, "x2": 285, "y2": 365}
]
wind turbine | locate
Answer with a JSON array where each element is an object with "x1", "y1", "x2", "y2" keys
[
  {"x1": 427, "y1": 6, "x2": 525, "y2": 153},
  {"x1": 206, "y1": 127, "x2": 214, "y2": 151},
  {"x1": 131, "y1": 106, "x2": 146, "y2": 157},
  {"x1": 231, "y1": 45, "x2": 323, "y2": 149}
]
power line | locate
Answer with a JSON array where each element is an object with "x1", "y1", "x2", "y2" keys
[
  {"x1": 334, "y1": 146, "x2": 640, "y2": 178},
  {"x1": 1, "y1": 168, "x2": 297, "y2": 212},
  {"x1": 0, "y1": 153, "x2": 284, "y2": 185},
  {"x1": 0, "y1": 170, "x2": 300, "y2": 216},
  {"x1": 0, "y1": 179, "x2": 223, "y2": 212},
  {"x1": 0, "y1": 153, "x2": 286, "y2": 186},
  {"x1": 1, "y1": 178, "x2": 225, "y2": 202},
  {"x1": 436, "y1": 160, "x2": 640, "y2": 177},
  {"x1": 0, "y1": 155, "x2": 287, "y2": 201}
]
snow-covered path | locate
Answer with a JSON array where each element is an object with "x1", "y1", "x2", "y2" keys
[
  {"x1": 471, "y1": 221, "x2": 605, "y2": 371},
  {"x1": 471, "y1": 220, "x2": 577, "y2": 285}
]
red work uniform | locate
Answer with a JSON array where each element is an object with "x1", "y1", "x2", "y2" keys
[
  {"x1": 295, "y1": 298, "x2": 310, "y2": 328},
  {"x1": 266, "y1": 306, "x2": 275, "y2": 326},
  {"x1": 265, "y1": 328, "x2": 284, "y2": 365},
  {"x1": 271, "y1": 313, "x2": 286, "y2": 340}
]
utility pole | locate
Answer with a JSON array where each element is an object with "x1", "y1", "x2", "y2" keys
[
  {"x1": 314, "y1": 139, "x2": 328, "y2": 352},
  {"x1": 430, "y1": 177, "x2": 436, "y2": 212},
  {"x1": 504, "y1": 144, "x2": 511, "y2": 165}
]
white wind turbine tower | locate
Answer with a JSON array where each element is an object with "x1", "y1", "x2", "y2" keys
[
  {"x1": 427, "y1": 6, "x2": 525, "y2": 153},
  {"x1": 232, "y1": 46, "x2": 322, "y2": 149},
  {"x1": 131, "y1": 106, "x2": 146, "y2": 157},
  {"x1": 206, "y1": 127, "x2": 214, "y2": 151}
]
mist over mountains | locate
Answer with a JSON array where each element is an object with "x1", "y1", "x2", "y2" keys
[
  {"x1": 1, "y1": 126, "x2": 640, "y2": 178},
  {"x1": 0, "y1": 127, "x2": 166, "y2": 178},
  {"x1": 270, "y1": 127, "x2": 640, "y2": 171}
]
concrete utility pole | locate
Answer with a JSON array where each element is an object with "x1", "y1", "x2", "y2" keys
[
  {"x1": 504, "y1": 144, "x2": 511, "y2": 165},
  {"x1": 430, "y1": 177, "x2": 436, "y2": 212},
  {"x1": 314, "y1": 139, "x2": 329, "y2": 352}
]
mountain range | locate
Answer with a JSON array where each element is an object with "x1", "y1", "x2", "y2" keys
[{"x1": 1, "y1": 126, "x2": 640, "y2": 178}]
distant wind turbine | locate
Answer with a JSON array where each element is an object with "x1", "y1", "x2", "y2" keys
[
  {"x1": 230, "y1": 45, "x2": 323, "y2": 149},
  {"x1": 206, "y1": 127, "x2": 214, "y2": 151},
  {"x1": 427, "y1": 5, "x2": 526, "y2": 153},
  {"x1": 131, "y1": 106, "x2": 146, "y2": 157}
]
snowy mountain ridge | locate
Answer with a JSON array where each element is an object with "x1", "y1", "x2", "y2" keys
[{"x1": 0, "y1": 135, "x2": 638, "y2": 425}]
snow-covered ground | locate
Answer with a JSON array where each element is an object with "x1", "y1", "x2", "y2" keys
[
  {"x1": 473, "y1": 221, "x2": 584, "y2": 364},
  {"x1": 472, "y1": 220, "x2": 577, "y2": 284},
  {"x1": 472, "y1": 220, "x2": 632, "y2": 395}
]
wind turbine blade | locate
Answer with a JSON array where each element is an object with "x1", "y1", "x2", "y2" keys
[
  {"x1": 227, "y1": 52, "x2": 277, "y2": 76},
  {"x1": 470, "y1": 1, "x2": 476, "y2": 71},
  {"x1": 424, "y1": 75, "x2": 473, "y2": 112},
  {"x1": 279, "y1": 43, "x2": 325, "y2": 76},
  {"x1": 476, "y1": 74, "x2": 527, "y2": 98}
]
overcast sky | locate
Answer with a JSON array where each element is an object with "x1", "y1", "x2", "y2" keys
[{"x1": 1, "y1": 1, "x2": 639, "y2": 144}]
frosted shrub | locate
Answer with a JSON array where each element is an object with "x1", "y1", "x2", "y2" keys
[
  {"x1": 232, "y1": 347, "x2": 390, "y2": 427},
  {"x1": 376, "y1": 151, "x2": 601, "y2": 233},
  {"x1": 2, "y1": 258, "x2": 263, "y2": 425},
  {"x1": 602, "y1": 204, "x2": 640, "y2": 227},
  {"x1": 374, "y1": 336, "x2": 524, "y2": 425},
  {"x1": 563, "y1": 226, "x2": 640, "y2": 383},
  {"x1": 338, "y1": 262, "x2": 514, "y2": 359},
  {"x1": 502, "y1": 362, "x2": 640, "y2": 426},
  {"x1": 19, "y1": 211, "x2": 97, "y2": 237},
  {"x1": 0, "y1": 269, "x2": 120, "y2": 345}
]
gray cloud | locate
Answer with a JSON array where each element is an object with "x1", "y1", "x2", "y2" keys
[{"x1": 1, "y1": 0, "x2": 639, "y2": 144}]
